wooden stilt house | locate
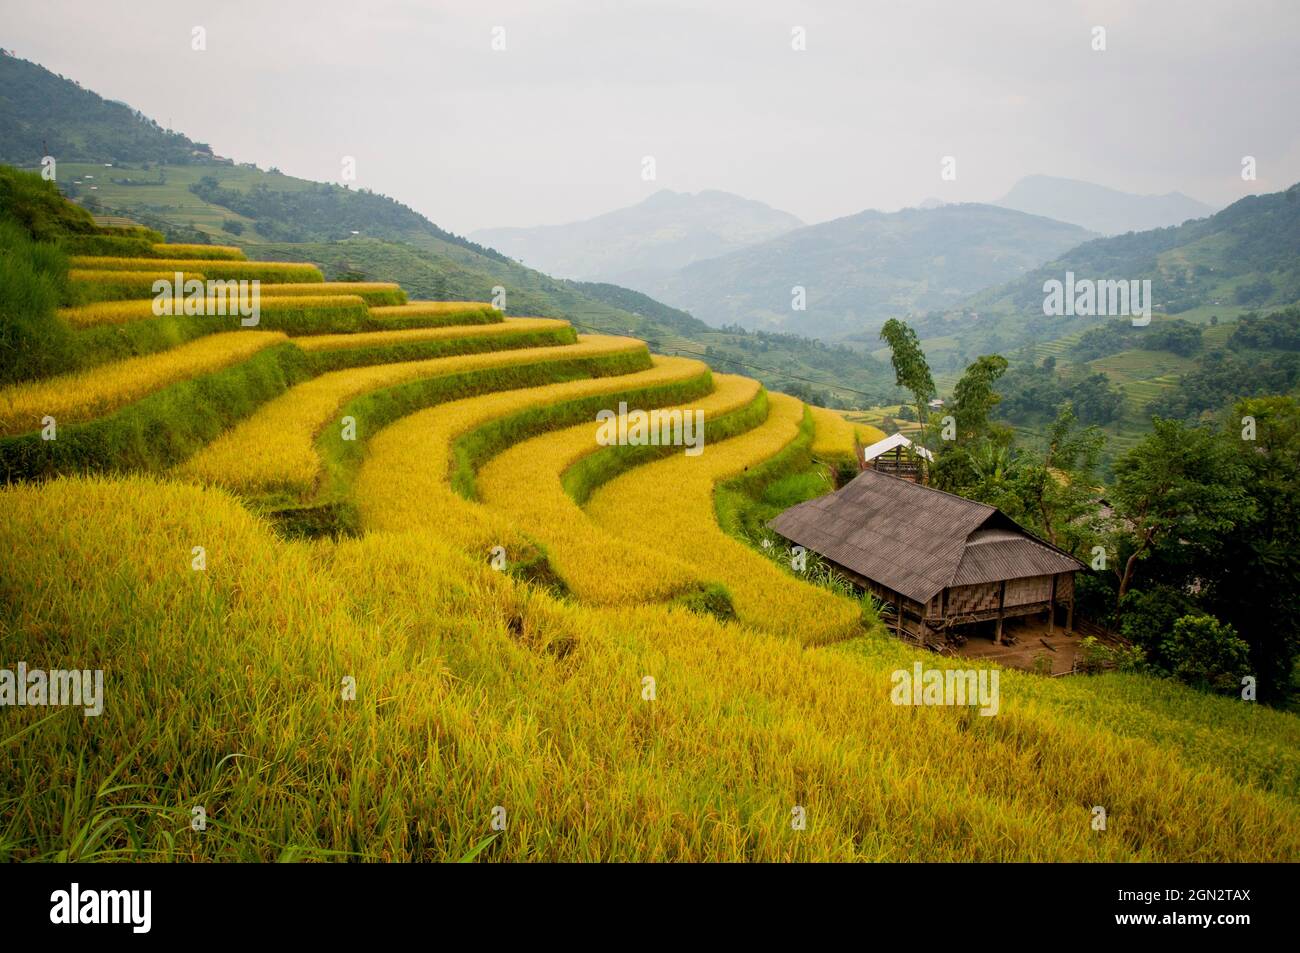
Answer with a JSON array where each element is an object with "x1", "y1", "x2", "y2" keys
[{"x1": 769, "y1": 468, "x2": 1085, "y2": 647}]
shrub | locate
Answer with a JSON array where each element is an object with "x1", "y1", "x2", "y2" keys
[
  {"x1": 1163, "y1": 614, "x2": 1253, "y2": 693},
  {"x1": 1077, "y1": 636, "x2": 1146, "y2": 675},
  {"x1": 1118, "y1": 584, "x2": 1197, "y2": 671},
  {"x1": 0, "y1": 166, "x2": 97, "y2": 240}
]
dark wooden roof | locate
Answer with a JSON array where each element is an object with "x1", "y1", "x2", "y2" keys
[{"x1": 768, "y1": 468, "x2": 1085, "y2": 603}]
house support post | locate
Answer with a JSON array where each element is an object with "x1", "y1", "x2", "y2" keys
[
  {"x1": 994, "y1": 580, "x2": 1006, "y2": 645},
  {"x1": 1048, "y1": 575, "x2": 1058, "y2": 635}
]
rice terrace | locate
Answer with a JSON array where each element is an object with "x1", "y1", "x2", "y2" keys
[{"x1": 0, "y1": 1, "x2": 1298, "y2": 913}]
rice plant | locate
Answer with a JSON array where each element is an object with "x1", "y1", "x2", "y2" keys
[
  {"x1": 179, "y1": 335, "x2": 652, "y2": 497},
  {"x1": 1, "y1": 474, "x2": 1295, "y2": 861},
  {"x1": 256, "y1": 282, "x2": 407, "y2": 306},
  {"x1": 0, "y1": 331, "x2": 286, "y2": 435},
  {"x1": 68, "y1": 268, "x2": 207, "y2": 303},
  {"x1": 475, "y1": 373, "x2": 763, "y2": 604},
  {"x1": 69, "y1": 256, "x2": 322, "y2": 283},
  {"x1": 585, "y1": 393, "x2": 864, "y2": 646}
]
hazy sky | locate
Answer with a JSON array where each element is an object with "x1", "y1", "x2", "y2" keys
[{"x1": 6, "y1": 0, "x2": 1299, "y2": 234}]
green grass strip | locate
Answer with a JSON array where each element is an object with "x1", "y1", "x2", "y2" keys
[
  {"x1": 71, "y1": 299, "x2": 372, "y2": 369},
  {"x1": 448, "y1": 368, "x2": 716, "y2": 501},
  {"x1": 714, "y1": 404, "x2": 816, "y2": 537},
  {"x1": 561, "y1": 388, "x2": 770, "y2": 505},
  {"x1": 316, "y1": 348, "x2": 653, "y2": 504},
  {"x1": 0, "y1": 343, "x2": 311, "y2": 480},
  {"x1": 303, "y1": 325, "x2": 578, "y2": 373}
]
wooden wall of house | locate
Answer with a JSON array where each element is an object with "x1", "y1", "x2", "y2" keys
[
  {"x1": 925, "y1": 592, "x2": 943, "y2": 619},
  {"x1": 945, "y1": 582, "x2": 1002, "y2": 616},
  {"x1": 1006, "y1": 575, "x2": 1053, "y2": 607}
]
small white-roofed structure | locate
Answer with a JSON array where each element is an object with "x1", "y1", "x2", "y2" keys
[{"x1": 857, "y1": 432, "x2": 933, "y2": 482}]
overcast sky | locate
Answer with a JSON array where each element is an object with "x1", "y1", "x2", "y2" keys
[{"x1": 6, "y1": 0, "x2": 1299, "y2": 234}]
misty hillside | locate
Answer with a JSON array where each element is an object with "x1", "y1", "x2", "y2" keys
[
  {"x1": 638, "y1": 203, "x2": 1094, "y2": 339},
  {"x1": 909, "y1": 181, "x2": 1300, "y2": 369},
  {"x1": 0, "y1": 53, "x2": 212, "y2": 165},
  {"x1": 997, "y1": 174, "x2": 1216, "y2": 236},
  {"x1": 0, "y1": 59, "x2": 897, "y2": 406},
  {"x1": 470, "y1": 189, "x2": 803, "y2": 286}
]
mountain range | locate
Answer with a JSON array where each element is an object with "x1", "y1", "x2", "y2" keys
[
  {"x1": 636, "y1": 203, "x2": 1095, "y2": 339},
  {"x1": 470, "y1": 189, "x2": 803, "y2": 287},
  {"x1": 5, "y1": 50, "x2": 1294, "y2": 413}
]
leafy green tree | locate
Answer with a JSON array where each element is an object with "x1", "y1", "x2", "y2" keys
[
  {"x1": 1117, "y1": 584, "x2": 1198, "y2": 670},
  {"x1": 1163, "y1": 614, "x2": 1252, "y2": 693},
  {"x1": 1194, "y1": 396, "x2": 1300, "y2": 703},
  {"x1": 1010, "y1": 402, "x2": 1106, "y2": 550},
  {"x1": 878, "y1": 318, "x2": 935, "y2": 425},
  {"x1": 1109, "y1": 418, "x2": 1253, "y2": 608},
  {"x1": 929, "y1": 354, "x2": 1013, "y2": 494},
  {"x1": 949, "y1": 355, "x2": 1008, "y2": 442}
]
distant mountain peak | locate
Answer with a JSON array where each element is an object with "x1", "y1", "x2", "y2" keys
[
  {"x1": 470, "y1": 189, "x2": 803, "y2": 284},
  {"x1": 996, "y1": 174, "x2": 1216, "y2": 235}
]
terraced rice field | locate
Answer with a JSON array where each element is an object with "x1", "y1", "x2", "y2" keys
[
  {"x1": 69, "y1": 255, "x2": 323, "y2": 283},
  {"x1": 585, "y1": 393, "x2": 864, "y2": 645},
  {"x1": 4, "y1": 224, "x2": 1299, "y2": 863},
  {"x1": 180, "y1": 335, "x2": 651, "y2": 497},
  {"x1": 476, "y1": 373, "x2": 763, "y2": 604},
  {"x1": 58, "y1": 294, "x2": 368, "y2": 328},
  {"x1": 354, "y1": 355, "x2": 714, "y2": 555},
  {"x1": 0, "y1": 330, "x2": 286, "y2": 435}
]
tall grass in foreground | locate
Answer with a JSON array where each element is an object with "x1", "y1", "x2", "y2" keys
[{"x1": 1, "y1": 475, "x2": 1295, "y2": 861}]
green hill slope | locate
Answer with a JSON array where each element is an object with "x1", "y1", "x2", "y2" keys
[
  {"x1": 640, "y1": 202, "x2": 1095, "y2": 340},
  {"x1": 915, "y1": 182, "x2": 1300, "y2": 372},
  {"x1": 0, "y1": 59, "x2": 899, "y2": 406}
]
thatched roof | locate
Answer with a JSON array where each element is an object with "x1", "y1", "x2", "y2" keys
[{"x1": 767, "y1": 468, "x2": 1084, "y2": 603}]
